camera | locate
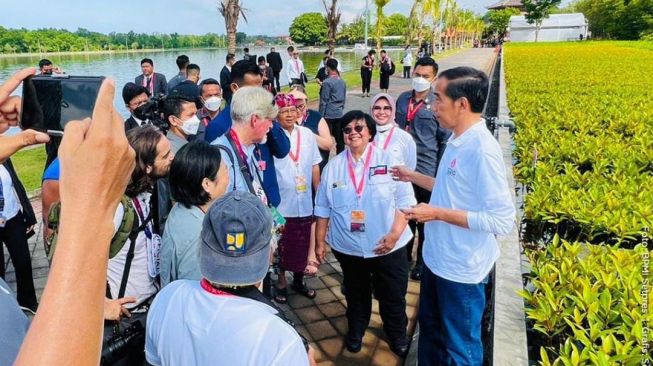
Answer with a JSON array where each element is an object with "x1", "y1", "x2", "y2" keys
[
  {"x1": 133, "y1": 94, "x2": 170, "y2": 133},
  {"x1": 101, "y1": 320, "x2": 145, "y2": 365}
]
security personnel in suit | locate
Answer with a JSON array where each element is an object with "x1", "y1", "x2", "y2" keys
[{"x1": 135, "y1": 58, "x2": 167, "y2": 97}]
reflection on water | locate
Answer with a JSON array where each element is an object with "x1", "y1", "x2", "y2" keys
[{"x1": 0, "y1": 47, "x2": 404, "y2": 119}]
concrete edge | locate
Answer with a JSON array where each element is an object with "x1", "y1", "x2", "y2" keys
[{"x1": 492, "y1": 52, "x2": 529, "y2": 366}]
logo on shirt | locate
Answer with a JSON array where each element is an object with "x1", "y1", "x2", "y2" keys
[
  {"x1": 226, "y1": 232, "x2": 246, "y2": 253},
  {"x1": 447, "y1": 158, "x2": 457, "y2": 177}
]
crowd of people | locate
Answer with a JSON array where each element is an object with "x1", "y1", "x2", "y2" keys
[{"x1": 0, "y1": 45, "x2": 515, "y2": 366}]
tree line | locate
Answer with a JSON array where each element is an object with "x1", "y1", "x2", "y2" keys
[{"x1": 0, "y1": 27, "x2": 279, "y2": 54}]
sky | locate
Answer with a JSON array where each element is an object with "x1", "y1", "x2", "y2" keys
[{"x1": 0, "y1": 0, "x2": 571, "y2": 37}]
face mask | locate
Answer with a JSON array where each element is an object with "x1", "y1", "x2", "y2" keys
[
  {"x1": 204, "y1": 96, "x2": 222, "y2": 112},
  {"x1": 179, "y1": 115, "x2": 201, "y2": 135},
  {"x1": 133, "y1": 101, "x2": 154, "y2": 120},
  {"x1": 412, "y1": 77, "x2": 432, "y2": 93}
]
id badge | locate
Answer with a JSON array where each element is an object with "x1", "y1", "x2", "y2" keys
[
  {"x1": 258, "y1": 160, "x2": 267, "y2": 171},
  {"x1": 270, "y1": 206, "x2": 287, "y2": 227},
  {"x1": 146, "y1": 233, "x2": 162, "y2": 278},
  {"x1": 350, "y1": 210, "x2": 366, "y2": 232},
  {"x1": 295, "y1": 175, "x2": 308, "y2": 193},
  {"x1": 0, "y1": 215, "x2": 6, "y2": 228},
  {"x1": 252, "y1": 179, "x2": 269, "y2": 206}
]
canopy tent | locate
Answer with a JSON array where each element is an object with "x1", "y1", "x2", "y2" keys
[{"x1": 508, "y1": 13, "x2": 588, "y2": 42}]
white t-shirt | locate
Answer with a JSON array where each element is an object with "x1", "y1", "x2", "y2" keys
[
  {"x1": 0, "y1": 166, "x2": 19, "y2": 221},
  {"x1": 146, "y1": 280, "x2": 309, "y2": 366},
  {"x1": 373, "y1": 124, "x2": 417, "y2": 170},
  {"x1": 423, "y1": 120, "x2": 515, "y2": 284},
  {"x1": 274, "y1": 126, "x2": 322, "y2": 218},
  {"x1": 107, "y1": 192, "x2": 158, "y2": 307}
]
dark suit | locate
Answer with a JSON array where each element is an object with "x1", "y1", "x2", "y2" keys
[
  {"x1": 220, "y1": 65, "x2": 233, "y2": 105},
  {"x1": 124, "y1": 116, "x2": 142, "y2": 132},
  {"x1": 266, "y1": 51, "x2": 283, "y2": 92},
  {"x1": 0, "y1": 159, "x2": 37, "y2": 310},
  {"x1": 135, "y1": 72, "x2": 168, "y2": 97}
]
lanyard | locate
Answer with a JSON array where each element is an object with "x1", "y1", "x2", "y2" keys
[
  {"x1": 406, "y1": 98, "x2": 425, "y2": 123},
  {"x1": 346, "y1": 146, "x2": 374, "y2": 199},
  {"x1": 0, "y1": 174, "x2": 4, "y2": 214},
  {"x1": 374, "y1": 126, "x2": 396, "y2": 151},
  {"x1": 288, "y1": 128, "x2": 301, "y2": 165},
  {"x1": 200, "y1": 279, "x2": 235, "y2": 296},
  {"x1": 132, "y1": 197, "x2": 152, "y2": 239},
  {"x1": 229, "y1": 129, "x2": 249, "y2": 164}
]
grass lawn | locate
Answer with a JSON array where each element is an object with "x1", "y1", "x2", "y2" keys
[{"x1": 10, "y1": 146, "x2": 47, "y2": 195}]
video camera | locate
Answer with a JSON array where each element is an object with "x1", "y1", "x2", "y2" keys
[
  {"x1": 100, "y1": 319, "x2": 145, "y2": 365},
  {"x1": 132, "y1": 93, "x2": 170, "y2": 133}
]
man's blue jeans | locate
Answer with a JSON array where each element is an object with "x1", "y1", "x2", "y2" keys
[{"x1": 418, "y1": 265, "x2": 488, "y2": 366}]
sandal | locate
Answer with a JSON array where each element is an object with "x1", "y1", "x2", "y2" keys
[
  {"x1": 274, "y1": 286, "x2": 288, "y2": 304},
  {"x1": 303, "y1": 259, "x2": 320, "y2": 277},
  {"x1": 291, "y1": 283, "x2": 317, "y2": 299}
]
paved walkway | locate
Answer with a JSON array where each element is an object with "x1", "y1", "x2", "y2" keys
[{"x1": 3, "y1": 47, "x2": 497, "y2": 366}]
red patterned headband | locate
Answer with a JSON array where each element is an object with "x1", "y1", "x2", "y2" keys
[{"x1": 274, "y1": 93, "x2": 297, "y2": 108}]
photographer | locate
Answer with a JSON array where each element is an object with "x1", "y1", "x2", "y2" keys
[
  {"x1": 123, "y1": 82, "x2": 152, "y2": 131},
  {"x1": 146, "y1": 191, "x2": 315, "y2": 366}
]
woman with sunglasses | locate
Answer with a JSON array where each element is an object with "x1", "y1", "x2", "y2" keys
[
  {"x1": 314, "y1": 110, "x2": 416, "y2": 357},
  {"x1": 370, "y1": 93, "x2": 417, "y2": 170},
  {"x1": 288, "y1": 88, "x2": 333, "y2": 172}
]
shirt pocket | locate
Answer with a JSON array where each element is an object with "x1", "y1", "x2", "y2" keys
[
  {"x1": 368, "y1": 174, "x2": 395, "y2": 201},
  {"x1": 330, "y1": 185, "x2": 353, "y2": 210}
]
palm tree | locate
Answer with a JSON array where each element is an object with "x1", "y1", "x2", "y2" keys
[
  {"x1": 218, "y1": 0, "x2": 248, "y2": 54},
  {"x1": 405, "y1": 0, "x2": 428, "y2": 48},
  {"x1": 322, "y1": 0, "x2": 341, "y2": 49},
  {"x1": 423, "y1": 0, "x2": 443, "y2": 53},
  {"x1": 374, "y1": 0, "x2": 391, "y2": 50}
]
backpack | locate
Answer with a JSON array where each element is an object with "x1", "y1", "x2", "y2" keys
[
  {"x1": 45, "y1": 195, "x2": 137, "y2": 263},
  {"x1": 388, "y1": 60, "x2": 396, "y2": 75}
]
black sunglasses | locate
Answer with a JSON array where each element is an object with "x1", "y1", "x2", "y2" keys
[{"x1": 343, "y1": 125, "x2": 365, "y2": 135}]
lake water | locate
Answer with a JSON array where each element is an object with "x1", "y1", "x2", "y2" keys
[{"x1": 0, "y1": 47, "x2": 404, "y2": 121}]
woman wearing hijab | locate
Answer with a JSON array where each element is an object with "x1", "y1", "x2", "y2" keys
[{"x1": 370, "y1": 93, "x2": 417, "y2": 170}]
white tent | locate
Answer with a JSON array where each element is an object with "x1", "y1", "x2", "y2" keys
[{"x1": 508, "y1": 13, "x2": 588, "y2": 42}]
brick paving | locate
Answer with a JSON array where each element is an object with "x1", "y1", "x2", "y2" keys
[{"x1": 3, "y1": 47, "x2": 497, "y2": 365}]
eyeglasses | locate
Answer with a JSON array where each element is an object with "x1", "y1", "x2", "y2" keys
[
  {"x1": 278, "y1": 109, "x2": 297, "y2": 116},
  {"x1": 372, "y1": 106, "x2": 392, "y2": 111},
  {"x1": 296, "y1": 104, "x2": 306, "y2": 110},
  {"x1": 343, "y1": 125, "x2": 365, "y2": 135}
]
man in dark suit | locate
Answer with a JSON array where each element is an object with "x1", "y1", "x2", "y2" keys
[
  {"x1": 266, "y1": 47, "x2": 283, "y2": 92},
  {"x1": 220, "y1": 53, "x2": 236, "y2": 105},
  {"x1": 135, "y1": 58, "x2": 168, "y2": 97},
  {"x1": 122, "y1": 82, "x2": 152, "y2": 131}
]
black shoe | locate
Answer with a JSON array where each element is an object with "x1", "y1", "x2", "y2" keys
[
  {"x1": 344, "y1": 337, "x2": 362, "y2": 353},
  {"x1": 389, "y1": 340, "x2": 410, "y2": 357},
  {"x1": 410, "y1": 266, "x2": 422, "y2": 281}
]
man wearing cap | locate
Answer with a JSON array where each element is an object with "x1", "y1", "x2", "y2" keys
[
  {"x1": 122, "y1": 82, "x2": 152, "y2": 131},
  {"x1": 145, "y1": 191, "x2": 313, "y2": 366}
]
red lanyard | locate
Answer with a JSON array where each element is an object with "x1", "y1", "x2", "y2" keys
[
  {"x1": 200, "y1": 279, "x2": 235, "y2": 296},
  {"x1": 374, "y1": 126, "x2": 396, "y2": 150},
  {"x1": 346, "y1": 146, "x2": 374, "y2": 199},
  {"x1": 229, "y1": 129, "x2": 249, "y2": 164},
  {"x1": 288, "y1": 128, "x2": 301, "y2": 164},
  {"x1": 406, "y1": 98, "x2": 425, "y2": 123}
]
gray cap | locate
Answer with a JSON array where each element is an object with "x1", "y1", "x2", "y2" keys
[{"x1": 200, "y1": 191, "x2": 273, "y2": 286}]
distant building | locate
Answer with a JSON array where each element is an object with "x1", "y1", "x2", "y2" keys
[
  {"x1": 508, "y1": 13, "x2": 588, "y2": 42},
  {"x1": 487, "y1": 0, "x2": 526, "y2": 13}
]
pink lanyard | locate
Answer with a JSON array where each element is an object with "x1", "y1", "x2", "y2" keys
[
  {"x1": 374, "y1": 126, "x2": 396, "y2": 151},
  {"x1": 346, "y1": 146, "x2": 374, "y2": 199},
  {"x1": 288, "y1": 128, "x2": 301, "y2": 165}
]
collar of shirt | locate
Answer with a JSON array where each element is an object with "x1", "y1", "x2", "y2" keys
[
  {"x1": 448, "y1": 119, "x2": 486, "y2": 148},
  {"x1": 411, "y1": 88, "x2": 435, "y2": 104},
  {"x1": 131, "y1": 114, "x2": 147, "y2": 126},
  {"x1": 349, "y1": 143, "x2": 372, "y2": 164}
]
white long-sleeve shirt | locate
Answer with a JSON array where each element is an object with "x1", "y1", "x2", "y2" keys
[
  {"x1": 286, "y1": 57, "x2": 304, "y2": 83},
  {"x1": 423, "y1": 120, "x2": 515, "y2": 284},
  {"x1": 373, "y1": 123, "x2": 417, "y2": 170}
]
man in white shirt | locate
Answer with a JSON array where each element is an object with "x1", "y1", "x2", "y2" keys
[
  {"x1": 286, "y1": 50, "x2": 305, "y2": 87},
  {"x1": 145, "y1": 191, "x2": 314, "y2": 366},
  {"x1": 393, "y1": 67, "x2": 515, "y2": 366}
]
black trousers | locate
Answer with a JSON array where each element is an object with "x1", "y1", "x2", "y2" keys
[
  {"x1": 380, "y1": 73, "x2": 390, "y2": 90},
  {"x1": 272, "y1": 70, "x2": 281, "y2": 92},
  {"x1": 360, "y1": 69, "x2": 372, "y2": 93},
  {"x1": 403, "y1": 66, "x2": 411, "y2": 79},
  {"x1": 325, "y1": 117, "x2": 345, "y2": 154},
  {"x1": 333, "y1": 247, "x2": 408, "y2": 342},
  {"x1": 406, "y1": 184, "x2": 432, "y2": 267},
  {"x1": 0, "y1": 211, "x2": 37, "y2": 310}
]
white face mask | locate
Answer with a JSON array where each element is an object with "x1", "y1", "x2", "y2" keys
[
  {"x1": 204, "y1": 96, "x2": 222, "y2": 112},
  {"x1": 179, "y1": 115, "x2": 201, "y2": 135},
  {"x1": 412, "y1": 77, "x2": 432, "y2": 93}
]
